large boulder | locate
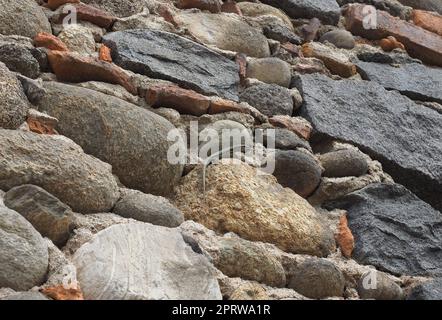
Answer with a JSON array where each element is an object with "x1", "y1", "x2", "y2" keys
[
  {"x1": 37, "y1": 82, "x2": 183, "y2": 196},
  {"x1": 0, "y1": 0, "x2": 51, "y2": 38},
  {"x1": 0, "y1": 62, "x2": 29, "y2": 129},
  {"x1": 73, "y1": 223, "x2": 222, "y2": 300},
  {"x1": 0, "y1": 129, "x2": 119, "y2": 213},
  {"x1": 324, "y1": 183, "x2": 442, "y2": 277},
  {"x1": 0, "y1": 206, "x2": 48, "y2": 291},
  {"x1": 357, "y1": 61, "x2": 442, "y2": 104},
  {"x1": 103, "y1": 29, "x2": 240, "y2": 100},
  {"x1": 175, "y1": 12, "x2": 271, "y2": 58},
  {"x1": 296, "y1": 73, "x2": 442, "y2": 211},
  {"x1": 260, "y1": 0, "x2": 341, "y2": 25},
  {"x1": 174, "y1": 162, "x2": 335, "y2": 257}
]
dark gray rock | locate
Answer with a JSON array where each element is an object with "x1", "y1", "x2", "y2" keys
[
  {"x1": 296, "y1": 73, "x2": 442, "y2": 211},
  {"x1": 113, "y1": 189, "x2": 184, "y2": 227},
  {"x1": 324, "y1": 183, "x2": 442, "y2": 277},
  {"x1": 264, "y1": 127, "x2": 311, "y2": 151},
  {"x1": 263, "y1": 23, "x2": 302, "y2": 45},
  {"x1": 0, "y1": 0, "x2": 51, "y2": 38},
  {"x1": 273, "y1": 149, "x2": 322, "y2": 198},
  {"x1": 357, "y1": 270, "x2": 404, "y2": 300},
  {"x1": 319, "y1": 30, "x2": 355, "y2": 49},
  {"x1": 240, "y1": 84, "x2": 293, "y2": 117},
  {"x1": 103, "y1": 29, "x2": 240, "y2": 101},
  {"x1": 0, "y1": 40, "x2": 41, "y2": 78},
  {"x1": 408, "y1": 278, "x2": 442, "y2": 300},
  {"x1": 0, "y1": 62, "x2": 29, "y2": 129},
  {"x1": 287, "y1": 258, "x2": 345, "y2": 299},
  {"x1": 319, "y1": 149, "x2": 368, "y2": 177},
  {"x1": 398, "y1": 0, "x2": 442, "y2": 15},
  {"x1": 261, "y1": 0, "x2": 341, "y2": 25},
  {"x1": 357, "y1": 62, "x2": 442, "y2": 104},
  {"x1": 0, "y1": 206, "x2": 48, "y2": 291},
  {"x1": 4, "y1": 185, "x2": 75, "y2": 247},
  {"x1": 16, "y1": 75, "x2": 47, "y2": 105},
  {"x1": 0, "y1": 129, "x2": 120, "y2": 213},
  {"x1": 37, "y1": 82, "x2": 184, "y2": 197}
]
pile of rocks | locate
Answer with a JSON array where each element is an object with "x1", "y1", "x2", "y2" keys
[{"x1": 0, "y1": 0, "x2": 441, "y2": 300}]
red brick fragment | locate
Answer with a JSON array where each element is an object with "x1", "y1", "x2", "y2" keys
[
  {"x1": 99, "y1": 44, "x2": 112, "y2": 63},
  {"x1": 34, "y1": 32, "x2": 68, "y2": 51},
  {"x1": 46, "y1": 0, "x2": 80, "y2": 10},
  {"x1": 177, "y1": 0, "x2": 221, "y2": 13}
]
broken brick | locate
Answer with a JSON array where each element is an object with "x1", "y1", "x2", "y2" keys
[
  {"x1": 335, "y1": 213, "x2": 355, "y2": 259},
  {"x1": 56, "y1": 3, "x2": 117, "y2": 29},
  {"x1": 99, "y1": 44, "x2": 112, "y2": 63},
  {"x1": 412, "y1": 10, "x2": 442, "y2": 37},
  {"x1": 379, "y1": 36, "x2": 405, "y2": 52},
  {"x1": 41, "y1": 285, "x2": 84, "y2": 300},
  {"x1": 34, "y1": 32, "x2": 68, "y2": 51}
]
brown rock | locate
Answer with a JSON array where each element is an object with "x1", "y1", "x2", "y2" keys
[
  {"x1": 221, "y1": 0, "x2": 242, "y2": 15},
  {"x1": 98, "y1": 44, "x2": 112, "y2": 62},
  {"x1": 208, "y1": 98, "x2": 246, "y2": 115},
  {"x1": 236, "y1": 53, "x2": 247, "y2": 86},
  {"x1": 177, "y1": 0, "x2": 222, "y2": 13},
  {"x1": 345, "y1": 4, "x2": 442, "y2": 66},
  {"x1": 300, "y1": 18, "x2": 321, "y2": 42},
  {"x1": 146, "y1": 84, "x2": 211, "y2": 116},
  {"x1": 34, "y1": 32, "x2": 68, "y2": 51},
  {"x1": 379, "y1": 36, "x2": 405, "y2": 51},
  {"x1": 47, "y1": 50, "x2": 136, "y2": 95},
  {"x1": 336, "y1": 214, "x2": 354, "y2": 258},
  {"x1": 41, "y1": 285, "x2": 84, "y2": 300},
  {"x1": 269, "y1": 115, "x2": 312, "y2": 140},
  {"x1": 412, "y1": 10, "x2": 442, "y2": 37},
  {"x1": 46, "y1": 0, "x2": 80, "y2": 10},
  {"x1": 57, "y1": 3, "x2": 117, "y2": 29}
]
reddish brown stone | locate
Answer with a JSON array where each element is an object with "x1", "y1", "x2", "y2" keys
[
  {"x1": 34, "y1": 32, "x2": 68, "y2": 51},
  {"x1": 57, "y1": 3, "x2": 117, "y2": 29},
  {"x1": 27, "y1": 118, "x2": 57, "y2": 135},
  {"x1": 379, "y1": 36, "x2": 405, "y2": 52},
  {"x1": 345, "y1": 4, "x2": 442, "y2": 66},
  {"x1": 99, "y1": 44, "x2": 112, "y2": 63},
  {"x1": 156, "y1": 4, "x2": 179, "y2": 27},
  {"x1": 221, "y1": 0, "x2": 242, "y2": 15},
  {"x1": 335, "y1": 213, "x2": 354, "y2": 259},
  {"x1": 268, "y1": 115, "x2": 312, "y2": 141},
  {"x1": 47, "y1": 50, "x2": 137, "y2": 95},
  {"x1": 281, "y1": 42, "x2": 302, "y2": 57},
  {"x1": 235, "y1": 53, "x2": 247, "y2": 86},
  {"x1": 412, "y1": 10, "x2": 442, "y2": 37},
  {"x1": 208, "y1": 98, "x2": 247, "y2": 115},
  {"x1": 46, "y1": 0, "x2": 80, "y2": 10},
  {"x1": 177, "y1": 0, "x2": 221, "y2": 13},
  {"x1": 41, "y1": 285, "x2": 84, "y2": 300},
  {"x1": 300, "y1": 18, "x2": 321, "y2": 42},
  {"x1": 146, "y1": 84, "x2": 211, "y2": 116}
]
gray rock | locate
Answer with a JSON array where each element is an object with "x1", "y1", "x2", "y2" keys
[
  {"x1": 398, "y1": 0, "x2": 442, "y2": 15},
  {"x1": 296, "y1": 73, "x2": 442, "y2": 211},
  {"x1": 287, "y1": 258, "x2": 345, "y2": 299},
  {"x1": 0, "y1": 40, "x2": 41, "y2": 78},
  {"x1": 261, "y1": 0, "x2": 341, "y2": 25},
  {"x1": 113, "y1": 189, "x2": 184, "y2": 227},
  {"x1": 338, "y1": 0, "x2": 412, "y2": 19},
  {"x1": 354, "y1": 45, "x2": 421, "y2": 65},
  {"x1": 73, "y1": 223, "x2": 222, "y2": 300},
  {"x1": 408, "y1": 278, "x2": 442, "y2": 300},
  {"x1": 0, "y1": 62, "x2": 29, "y2": 129},
  {"x1": 37, "y1": 82, "x2": 183, "y2": 197},
  {"x1": 0, "y1": 0, "x2": 51, "y2": 38},
  {"x1": 273, "y1": 149, "x2": 322, "y2": 198},
  {"x1": 0, "y1": 129, "x2": 119, "y2": 213},
  {"x1": 240, "y1": 84, "x2": 293, "y2": 117},
  {"x1": 263, "y1": 23, "x2": 302, "y2": 45},
  {"x1": 320, "y1": 30, "x2": 355, "y2": 49},
  {"x1": 4, "y1": 185, "x2": 75, "y2": 247},
  {"x1": 16, "y1": 75, "x2": 46, "y2": 105},
  {"x1": 264, "y1": 127, "x2": 311, "y2": 151},
  {"x1": 103, "y1": 29, "x2": 240, "y2": 101},
  {"x1": 319, "y1": 149, "x2": 368, "y2": 177},
  {"x1": 82, "y1": 0, "x2": 147, "y2": 17},
  {"x1": 0, "y1": 292, "x2": 49, "y2": 300},
  {"x1": 0, "y1": 206, "x2": 48, "y2": 291},
  {"x1": 357, "y1": 62, "x2": 442, "y2": 104},
  {"x1": 357, "y1": 270, "x2": 404, "y2": 300},
  {"x1": 246, "y1": 57, "x2": 292, "y2": 88},
  {"x1": 324, "y1": 183, "x2": 442, "y2": 277}
]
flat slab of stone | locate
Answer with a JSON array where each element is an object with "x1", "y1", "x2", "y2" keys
[
  {"x1": 103, "y1": 29, "x2": 240, "y2": 101},
  {"x1": 261, "y1": 0, "x2": 341, "y2": 25},
  {"x1": 325, "y1": 183, "x2": 442, "y2": 277},
  {"x1": 357, "y1": 61, "x2": 442, "y2": 103},
  {"x1": 296, "y1": 73, "x2": 442, "y2": 211}
]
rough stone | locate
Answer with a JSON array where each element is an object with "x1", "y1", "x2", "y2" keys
[
  {"x1": 296, "y1": 73, "x2": 442, "y2": 211},
  {"x1": 73, "y1": 223, "x2": 222, "y2": 300},
  {"x1": 0, "y1": 129, "x2": 119, "y2": 213},
  {"x1": 320, "y1": 30, "x2": 355, "y2": 49},
  {"x1": 408, "y1": 278, "x2": 442, "y2": 300},
  {"x1": 81, "y1": 0, "x2": 147, "y2": 17},
  {"x1": 240, "y1": 84, "x2": 293, "y2": 117},
  {"x1": 324, "y1": 183, "x2": 442, "y2": 277},
  {"x1": 264, "y1": 127, "x2": 311, "y2": 151},
  {"x1": 398, "y1": 0, "x2": 442, "y2": 15},
  {"x1": 37, "y1": 82, "x2": 184, "y2": 197},
  {"x1": 246, "y1": 58, "x2": 292, "y2": 88},
  {"x1": 319, "y1": 149, "x2": 369, "y2": 178},
  {"x1": 0, "y1": 206, "x2": 48, "y2": 291},
  {"x1": 269, "y1": 116, "x2": 313, "y2": 140},
  {"x1": 34, "y1": 32, "x2": 68, "y2": 52},
  {"x1": 174, "y1": 162, "x2": 335, "y2": 256},
  {"x1": 1, "y1": 292, "x2": 49, "y2": 300},
  {"x1": 4, "y1": 185, "x2": 75, "y2": 247},
  {"x1": 58, "y1": 24, "x2": 97, "y2": 54},
  {"x1": 263, "y1": 23, "x2": 302, "y2": 45},
  {"x1": 335, "y1": 214, "x2": 354, "y2": 258},
  {"x1": 55, "y1": 3, "x2": 117, "y2": 29},
  {"x1": 0, "y1": 40, "x2": 42, "y2": 78},
  {"x1": 103, "y1": 29, "x2": 240, "y2": 100},
  {"x1": 411, "y1": 10, "x2": 442, "y2": 37},
  {"x1": 237, "y1": 2, "x2": 294, "y2": 30},
  {"x1": 113, "y1": 188, "x2": 184, "y2": 227},
  {"x1": 177, "y1": 0, "x2": 222, "y2": 13},
  {"x1": 357, "y1": 270, "x2": 404, "y2": 300}
]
